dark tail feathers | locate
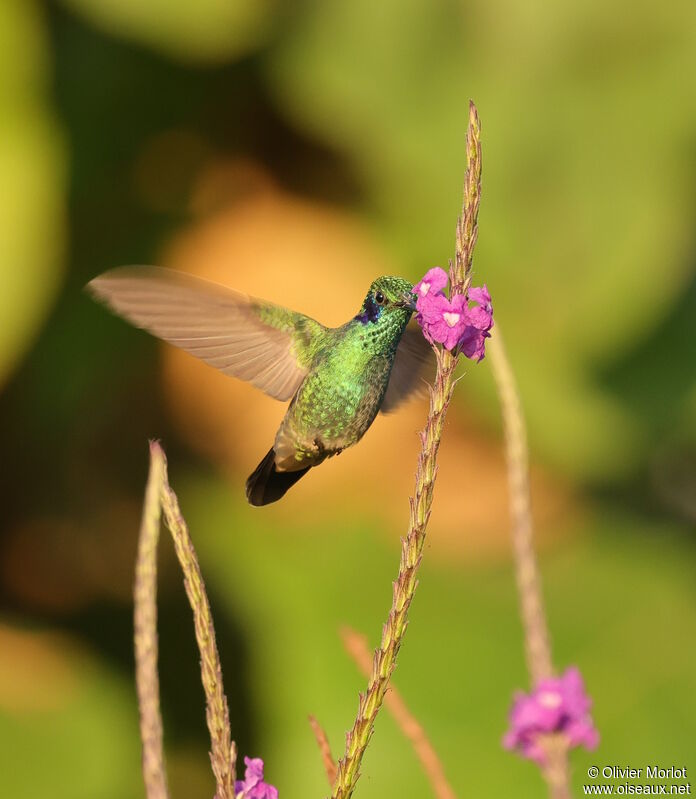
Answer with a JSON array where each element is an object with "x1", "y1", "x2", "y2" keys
[{"x1": 245, "y1": 447, "x2": 311, "y2": 506}]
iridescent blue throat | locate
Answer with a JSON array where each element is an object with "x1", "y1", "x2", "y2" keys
[{"x1": 355, "y1": 297, "x2": 382, "y2": 325}]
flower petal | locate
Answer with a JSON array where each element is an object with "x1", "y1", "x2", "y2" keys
[
  {"x1": 468, "y1": 284, "x2": 492, "y2": 310},
  {"x1": 467, "y1": 304, "x2": 493, "y2": 332},
  {"x1": 416, "y1": 291, "x2": 449, "y2": 321},
  {"x1": 413, "y1": 267, "x2": 448, "y2": 298},
  {"x1": 235, "y1": 756, "x2": 278, "y2": 799},
  {"x1": 457, "y1": 326, "x2": 490, "y2": 361}
]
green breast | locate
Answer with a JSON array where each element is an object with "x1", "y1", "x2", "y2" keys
[
  {"x1": 294, "y1": 335, "x2": 391, "y2": 443},
  {"x1": 284, "y1": 309, "x2": 410, "y2": 455}
]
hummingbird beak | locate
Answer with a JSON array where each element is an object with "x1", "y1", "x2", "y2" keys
[{"x1": 398, "y1": 291, "x2": 418, "y2": 311}]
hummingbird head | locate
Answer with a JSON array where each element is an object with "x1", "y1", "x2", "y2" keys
[{"x1": 355, "y1": 276, "x2": 417, "y2": 326}]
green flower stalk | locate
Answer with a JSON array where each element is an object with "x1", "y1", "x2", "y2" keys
[
  {"x1": 341, "y1": 627, "x2": 457, "y2": 799},
  {"x1": 330, "y1": 100, "x2": 482, "y2": 799}
]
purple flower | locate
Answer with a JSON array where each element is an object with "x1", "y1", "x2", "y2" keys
[
  {"x1": 235, "y1": 757, "x2": 278, "y2": 799},
  {"x1": 503, "y1": 667, "x2": 599, "y2": 765},
  {"x1": 413, "y1": 269, "x2": 494, "y2": 360},
  {"x1": 468, "y1": 284, "x2": 493, "y2": 312},
  {"x1": 457, "y1": 283, "x2": 493, "y2": 362},
  {"x1": 417, "y1": 292, "x2": 470, "y2": 350},
  {"x1": 413, "y1": 267, "x2": 449, "y2": 299}
]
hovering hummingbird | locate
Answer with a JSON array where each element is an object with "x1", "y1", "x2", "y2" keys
[{"x1": 88, "y1": 267, "x2": 433, "y2": 505}]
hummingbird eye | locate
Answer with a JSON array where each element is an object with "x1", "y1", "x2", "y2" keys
[{"x1": 374, "y1": 291, "x2": 386, "y2": 305}]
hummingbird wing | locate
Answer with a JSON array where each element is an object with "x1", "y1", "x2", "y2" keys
[
  {"x1": 380, "y1": 322, "x2": 436, "y2": 413},
  {"x1": 88, "y1": 266, "x2": 323, "y2": 401}
]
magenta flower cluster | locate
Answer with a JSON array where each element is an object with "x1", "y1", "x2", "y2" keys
[
  {"x1": 413, "y1": 267, "x2": 493, "y2": 360},
  {"x1": 503, "y1": 667, "x2": 599, "y2": 764},
  {"x1": 235, "y1": 757, "x2": 278, "y2": 799}
]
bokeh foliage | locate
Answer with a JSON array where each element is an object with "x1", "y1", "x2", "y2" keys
[{"x1": 0, "y1": 1, "x2": 694, "y2": 797}]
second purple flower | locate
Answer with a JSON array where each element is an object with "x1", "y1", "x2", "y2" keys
[
  {"x1": 235, "y1": 756, "x2": 278, "y2": 799},
  {"x1": 503, "y1": 667, "x2": 599, "y2": 765}
]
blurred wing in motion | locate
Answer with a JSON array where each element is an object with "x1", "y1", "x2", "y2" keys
[
  {"x1": 380, "y1": 322, "x2": 435, "y2": 413},
  {"x1": 88, "y1": 266, "x2": 324, "y2": 401}
]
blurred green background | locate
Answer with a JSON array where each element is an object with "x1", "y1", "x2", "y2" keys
[{"x1": 1, "y1": 0, "x2": 695, "y2": 797}]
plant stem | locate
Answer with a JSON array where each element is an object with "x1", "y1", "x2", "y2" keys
[
  {"x1": 341, "y1": 627, "x2": 457, "y2": 799},
  {"x1": 156, "y1": 442, "x2": 235, "y2": 799},
  {"x1": 134, "y1": 441, "x2": 236, "y2": 799},
  {"x1": 488, "y1": 332, "x2": 552, "y2": 683},
  {"x1": 488, "y1": 332, "x2": 572, "y2": 799},
  {"x1": 309, "y1": 715, "x2": 338, "y2": 786},
  {"x1": 134, "y1": 446, "x2": 169, "y2": 799},
  {"x1": 330, "y1": 101, "x2": 482, "y2": 799}
]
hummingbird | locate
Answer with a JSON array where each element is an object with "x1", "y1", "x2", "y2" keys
[{"x1": 88, "y1": 267, "x2": 433, "y2": 505}]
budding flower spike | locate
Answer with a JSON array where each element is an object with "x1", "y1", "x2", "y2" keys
[
  {"x1": 503, "y1": 666, "x2": 600, "y2": 765},
  {"x1": 235, "y1": 756, "x2": 278, "y2": 799},
  {"x1": 414, "y1": 266, "x2": 493, "y2": 359}
]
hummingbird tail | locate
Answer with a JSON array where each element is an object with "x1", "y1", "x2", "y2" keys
[{"x1": 245, "y1": 447, "x2": 311, "y2": 506}]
